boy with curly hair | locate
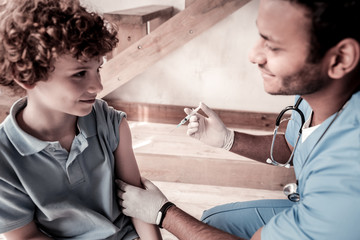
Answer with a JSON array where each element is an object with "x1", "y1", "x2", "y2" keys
[{"x1": 0, "y1": 0, "x2": 161, "y2": 239}]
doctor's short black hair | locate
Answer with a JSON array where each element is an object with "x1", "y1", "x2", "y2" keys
[
  {"x1": 285, "y1": 0, "x2": 360, "y2": 63},
  {"x1": 0, "y1": 0, "x2": 118, "y2": 93}
]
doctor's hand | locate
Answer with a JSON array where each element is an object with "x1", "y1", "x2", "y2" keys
[
  {"x1": 185, "y1": 102, "x2": 234, "y2": 150},
  {"x1": 116, "y1": 177, "x2": 168, "y2": 224}
]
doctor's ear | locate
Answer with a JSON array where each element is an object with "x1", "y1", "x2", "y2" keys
[{"x1": 327, "y1": 38, "x2": 360, "y2": 79}]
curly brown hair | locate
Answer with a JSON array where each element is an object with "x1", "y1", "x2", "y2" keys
[{"x1": 0, "y1": 0, "x2": 118, "y2": 93}]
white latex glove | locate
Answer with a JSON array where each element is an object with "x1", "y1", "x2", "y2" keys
[
  {"x1": 185, "y1": 102, "x2": 234, "y2": 150},
  {"x1": 116, "y1": 177, "x2": 168, "y2": 224}
]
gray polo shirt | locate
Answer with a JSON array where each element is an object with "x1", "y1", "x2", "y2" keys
[{"x1": 0, "y1": 98, "x2": 138, "y2": 240}]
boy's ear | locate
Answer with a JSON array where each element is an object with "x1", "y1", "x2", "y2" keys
[
  {"x1": 327, "y1": 38, "x2": 360, "y2": 79},
  {"x1": 13, "y1": 79, "x2": 35, "y2": 90}
]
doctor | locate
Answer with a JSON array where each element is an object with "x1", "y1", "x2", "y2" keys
[{"x1": 117, "y1": 0, "x2": 360, "y2": 239}]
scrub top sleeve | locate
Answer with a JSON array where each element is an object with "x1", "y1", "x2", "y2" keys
[{"x1": 0, "y1": 178, "x2": 35, "y2": 233}]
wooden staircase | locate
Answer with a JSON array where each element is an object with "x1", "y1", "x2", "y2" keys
[{"x1": 99, "y1": 0, "x2": 252, "y2": 98}]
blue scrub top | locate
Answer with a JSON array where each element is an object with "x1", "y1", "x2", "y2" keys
[{"x1": 262, "y1": 92, "x2": 360, "y2": 239}]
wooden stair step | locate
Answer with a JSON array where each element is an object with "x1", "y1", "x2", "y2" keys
[
  {"x1": 104, "y1": 5, "x2": 174, "y2": 25},
  {"x1": 130, "y1": 121, "x2": 296, "y2": 191},
  {"x1": 155, "y1": 180, "x2": 285, "y2": 239}
]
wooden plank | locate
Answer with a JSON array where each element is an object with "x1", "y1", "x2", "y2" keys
[
  {"x1": 129, "y1": 121, "x2": 295, "y2": 190},
  {"x1": 156, "y1": 181, "x2": 285, "y2": 239},
  {"x1": 136, "y1": 152, "x2": 296, "y2": 190},
  {"x1": 155, "y1": 181, "x2": 285, "y2": 220},
  {"x1": 106, "y1": 100, "x2": 288, "y2": 132},
  {"x1": 104, "y1": 6, "x2": 174, "y2": 57},
  {"x1": 104, "y1": 5, "x2": 174, "y2": 25},
  {"x1": 185, "y1": 0, "x2": 197, "y2": 8},
  {"x1": 99, "y1": 0, "x2": 252, "y2": 98}
]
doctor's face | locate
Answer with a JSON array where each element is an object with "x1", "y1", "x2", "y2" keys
[{"x1": 249, "y1": 0, "x2": 328, "y2": 95}]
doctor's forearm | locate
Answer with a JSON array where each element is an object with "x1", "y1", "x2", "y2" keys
[
  {"x1": 162, "y1": 206, "x2": 244, "y2": 240},
  {"x1": 229, "y1": 131, "x2": 291, "y2": 164}
]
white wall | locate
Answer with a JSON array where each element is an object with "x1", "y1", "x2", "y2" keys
[{"x1": 85, "y1": 0, "x2": 294, "y2": 113}]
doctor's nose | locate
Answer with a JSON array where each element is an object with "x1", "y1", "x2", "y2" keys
[{"x1": 249, "y1": 39, "x2": 266, "y2": 65}]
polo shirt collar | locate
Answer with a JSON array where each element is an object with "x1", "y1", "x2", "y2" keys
[
  {"x1": 4, "y1": 98, "x2": 48, "y2": 156},
  {"x1": 4, "y1": 97, "x2": 97, "y2": 156}
]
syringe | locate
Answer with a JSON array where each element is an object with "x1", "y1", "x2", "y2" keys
[
  {"x1": 169, "y1": 104, "x2": 201, "y2": 133},
  {"x1": 176, "y1": 105, "x2": 201, "y2": 127}
]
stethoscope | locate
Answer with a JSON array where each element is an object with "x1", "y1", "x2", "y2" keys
[
  {"x1": 266, "y1": 97, "x2": 305, "y2": 202},
  {"x1": 266, "y1": 97, "x2": 305, "y2": 168},
  {"x1": 267, "y1": 97, "x2": 349, "y2": 202}
]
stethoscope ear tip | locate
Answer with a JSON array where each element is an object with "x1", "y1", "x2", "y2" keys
[{"x1": 266, "y1": 158, "x2": 272, "y2": 164}]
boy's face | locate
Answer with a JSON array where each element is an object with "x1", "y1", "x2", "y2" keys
[
  {"x1": 249, "y1": 0, "x2": 328, "y2": 96},
  {"x1": 29, "y1": 54, "x2": 103, "y2": 117}
]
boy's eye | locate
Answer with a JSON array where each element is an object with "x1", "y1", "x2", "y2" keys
[{"x1": 73, "y1": 71, "x2": 86, "y2": 77}]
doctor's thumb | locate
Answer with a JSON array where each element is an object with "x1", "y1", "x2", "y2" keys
[
  {"x1": 200, "y1": 102, "x2": 216, "y2": 118},
  {"x1": 141, "y1": 177, "x2": 157, "y2": 190}
]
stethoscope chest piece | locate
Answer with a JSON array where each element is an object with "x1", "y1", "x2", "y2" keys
[{"x1": 283, "y1": 183, "x2": 300, "y2": 202}]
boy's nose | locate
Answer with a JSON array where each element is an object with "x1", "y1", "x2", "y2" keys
[{"x1": 89, "y1": 74, "x2": 103, "y2": 94}]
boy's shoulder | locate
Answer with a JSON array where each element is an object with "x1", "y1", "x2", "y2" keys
[{"x1": 91, "y1": 99, "x2": 126, "y2": 118}]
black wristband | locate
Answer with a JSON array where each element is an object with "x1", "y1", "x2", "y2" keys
[{"x1": 156, "y1": 202, "x2": 175, "y2": 228}]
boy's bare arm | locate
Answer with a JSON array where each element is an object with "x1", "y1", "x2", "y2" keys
[
  {"x1": 3, "y1": 221, "x2": 52, "y2": 240},
  {"x1": 114, "y1": 118, "x2": 162, "y2": 240}
]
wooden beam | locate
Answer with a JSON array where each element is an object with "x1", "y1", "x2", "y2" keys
[
  {"x1": 99, "y1": 0, "x2": 252, "y2": 98},
  {"x1": 105, "y1": 100, "x2": 288, "y2": 132},
  {"x1": 136, "y1": 153, "x2": 295, "y2": 190},
  {"x1": 104, "y1": 5, "x2": 174, "y2": 25},
  {"x1": 104, "y1": 6, "x2": 174, "y2": 57},
  {"x1": 185, "y1": 0, "x2": 197, "y2": 8}
]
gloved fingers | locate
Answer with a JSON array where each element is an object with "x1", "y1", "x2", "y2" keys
[
  {"x1": 116, "y1": 191, "x2": 128, "y2": 210},
  {"x1": 189, "y1": 115, "x2": 199, "y2": 123},
  {"x1": 187, "y1": 121, "x2": 199, "y2": 135},
  {"x1": 120, "y1": 203, "x2": 133, "y2": 217},
  {"x1": 122, "y1": 208, "x2": 131, "y2": 217},
  {"x1": 115, "y1": 179, "x2": 138, "y2": 201},
  {"x1": 187, "y1": 120, "x2": 199, "y2": 128},
  {"x1": 115, "y1": 179, "x2": 127, "y2": 191},
  {"x1": 117, "y1": 197, "x2": 124, "y2": 208},
  {"x1": 184, "y1": 107, "x2": 192, "y2": 115},
  {"x1": 117, "y1": 188, "x2": 124, "y2": 199},
  {"x1": 184, "y1": 107, "x2": 206, "y2": 121},
  {"x1": 187, "y1": 128, "x2": 197, "y2": 136}
]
